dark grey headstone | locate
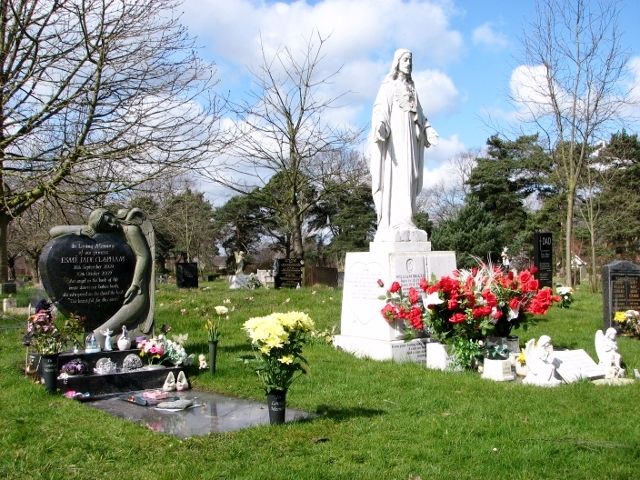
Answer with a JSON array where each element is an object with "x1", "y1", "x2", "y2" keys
[
  {"x1": 38, "y1": 233, "x2": 135, "y2": 331},
  {"x1": 274, "y1": 258, "x2": 303, "y2": 288},
  {"x1": 533, "y1": 232, "x2": 553, "y2": 288},
  {"x1": 176, "y1": 262, "x2": 198, "y2": 288},
  {"x1": 305, "y1": 266, "x2": 338, "y2": 287},
  {"x1": 602, "y1": 260, "x2": 640, "y2": 329}
]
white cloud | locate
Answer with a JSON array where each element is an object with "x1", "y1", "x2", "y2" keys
[
  {"x1": 472, "y1": 22, "x2": 509, "y2": 49},
  {"x1": 508, "y1": 64, "x2": 555, "y2": 121},
  {"x1": 623, "y1": 56, "x2": 640, "y2": 122},
  {"x1": 423, "y1": 134, "x2": 467, "y2": 188},
  {"x1": 181, "y1": 0, "x2": 464, "y2": 73},
  {"x1": 413, "y1": 69, "x2": 460, "y2": 115}
]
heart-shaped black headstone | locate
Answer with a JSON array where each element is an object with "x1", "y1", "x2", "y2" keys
[{"x1": 39, "y1": 233, "x2": 135, "y2": 331}]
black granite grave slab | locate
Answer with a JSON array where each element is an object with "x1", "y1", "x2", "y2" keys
[
  {"x1": 58, "y1": 366, "x2": 185, "y2": 397},
  {"x1": 39, "y1": 232, "x2": 135, "y2": 330},
  {"x1": 89, "y1": 390, "x2": 312, "y2": 437}
]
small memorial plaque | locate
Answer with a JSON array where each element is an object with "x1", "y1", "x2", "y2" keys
[
  {"x1": 553, "y1": 349, "x2": 606, "y2": 382},
  {"x1": 39, "y1": 233, "x2": 135, "y2": 331},
  {"x1": 602, "y1": 260, "x2": 640, "y2": 329},
  {"x1": 274, "y1": 258, "x2": 303, "y2": 289},
  {"x1": 391, "y1": 339, "x2": 427, "y2": 364}
]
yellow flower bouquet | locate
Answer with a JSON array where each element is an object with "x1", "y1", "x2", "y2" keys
[{"x1": 243, "y1": 311, "x2": 314, "y2": 393}]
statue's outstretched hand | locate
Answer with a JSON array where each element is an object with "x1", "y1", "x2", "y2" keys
[
  {"x1": 80, "y1": 226, "x2": 95, "y2": 238},
  {"x1": 375, "y1": 122, "x2": 388, "y2": 142},
  {"x1": 123, "y1": 284, "x2": 140, "y2": 304}
]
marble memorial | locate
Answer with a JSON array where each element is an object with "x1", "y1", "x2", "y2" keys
[{"x1": 334, "y1": 49, "x2": 456, "y2": 360}]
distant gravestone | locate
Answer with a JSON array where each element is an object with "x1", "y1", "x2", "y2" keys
[
  {"x1": 176, "y1": 262, "x2": 198, "y2": 288},
  {"x1": 274, "y1": 258, "x2": 303, "y2": 288},
  {"x1": 305, "y1": 266, "x2": 338, "y2": 287},
  {"x1": 602, "y1": 260, "x2": 640, "y2": 329},
  {"x1": 533, "y1": 232, "x2": 553, "y2": 288}
]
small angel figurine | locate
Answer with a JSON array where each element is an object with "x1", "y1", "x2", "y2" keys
[
  {"x1": 595, "y1": 328, "x2": 624, "y2": 378},
  {"x1": 101, "y1": 328, "x2": 113, "y2": 351},
  {"x1": 523, "y1": 335, "x2": 562, "y2": 387}
]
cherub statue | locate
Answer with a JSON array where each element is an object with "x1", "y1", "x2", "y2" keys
[
  {"x1": 198, "y1": 354, "x2": 208, "y2": 370},
  {"x1": 523, "y1": 335, "x2": 562, "y2": 387},
  {"x1": 595, "y1": 328, "x2": 624, "y2": 378}
]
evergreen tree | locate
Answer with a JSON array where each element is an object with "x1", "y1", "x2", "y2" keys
[{"x1": 431, "y1": 197, "x2": 503, "y2": 268}]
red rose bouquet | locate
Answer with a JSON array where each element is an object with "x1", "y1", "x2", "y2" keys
[
  {"x1": 378, "y1": 280, "x2": 426, "y2": 338},
  {"x1": 487, "y1": 266, "x2": 560, "y2": 336},
  {"x1": 381, "y1": 264, "x2": 560, "y2": 342}
]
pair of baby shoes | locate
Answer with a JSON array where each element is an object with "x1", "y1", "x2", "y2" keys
[{"x1": 162, "y1": 371, "x2": 189, "y2": 391}]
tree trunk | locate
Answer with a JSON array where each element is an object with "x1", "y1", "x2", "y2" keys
[
  {"x1": 0, "y1": 214, "x2": 9, "y2": 283},
  {"x1": 589, "y1": 227, "x2": 598, "y2": 293},
  {"x1": 292, "y1": 216, "x2": 304, "y2": 259},
  {"x1": 564, "y1": 189, "x2": 575, "y2": 287}
]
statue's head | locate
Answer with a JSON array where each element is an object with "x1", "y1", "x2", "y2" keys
[
  {"x1": 538, "y1": 335, "x2": 551, "y2": 347},
  {"x1": 389, "y1": 48, "x2": 412, "y2": 80},
  {"x1": 88, "y1": 208, "x2": 118, "y2": 232},
  {"x1": 605, "y1": 327, "x2": 617, "y2": 339}
]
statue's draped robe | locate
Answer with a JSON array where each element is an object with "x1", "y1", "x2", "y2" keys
[{"x1": 370, "y1": 78, "x2": 434, "y2": 240}]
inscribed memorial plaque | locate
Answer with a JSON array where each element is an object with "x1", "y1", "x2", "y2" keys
[
  {"x1": 553, "y1": 349, "x2": 606, "y2": 382},
  {"x1": 39, "y1": 233, "x2": 135, "y2": 331},
  {"x1": 391, "y1": 338, "x2": 427, "y2": 364},
  {"x1": 274, "y1": 258, "x2": 303, "y2": 289},
  {"x1": 533, "y1": 232, "x2": 553, "y2": 288},
  {"x1": 602, "y1": 260, "x2": 640, "y2": 329}
]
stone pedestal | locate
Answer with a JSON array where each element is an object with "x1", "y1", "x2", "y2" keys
[{"x1": 334, "y1": 240, "x2": 455, "y2": 360}]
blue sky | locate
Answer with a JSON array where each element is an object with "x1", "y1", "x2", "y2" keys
[{"x1": 179, "y1": 0, "x2": 640, "y2": 196}]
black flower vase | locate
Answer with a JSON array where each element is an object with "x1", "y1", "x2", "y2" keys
[
  {"x1": 40, "y1": 353, "x2": 59, "y2": 393},
  {"x1": 208, "y1": 340, "x2": 218, "y2": 375},
  {"x1": 266, "y1": 389, "x2": 287, "y2": 425}
]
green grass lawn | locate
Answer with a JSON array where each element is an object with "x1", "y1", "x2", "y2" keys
[{"x1": 1, "y1": 281, "x2": 639, "y2": 480}]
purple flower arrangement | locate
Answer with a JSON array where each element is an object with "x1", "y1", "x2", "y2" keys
[{"x1": 60, "y1": 358, "x2": 89, "y2": 376}]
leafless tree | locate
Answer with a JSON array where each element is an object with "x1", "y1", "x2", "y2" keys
[
  {"x1": 204, "y1": 32, "x2": 360, "y2": 258},
  {"x1": 418, "y1": 149, "x2": 477, "y2": 224},
  {"x1": 0, "y1": 0, "x2": 224, "y2": 282},
  {"x1": 516, "y1": 0, "x2": 630, "y2": 286}
]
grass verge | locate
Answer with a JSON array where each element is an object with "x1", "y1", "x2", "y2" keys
[{"x1": 1, "y1": 282, "x2": 639, "y2": 480}]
